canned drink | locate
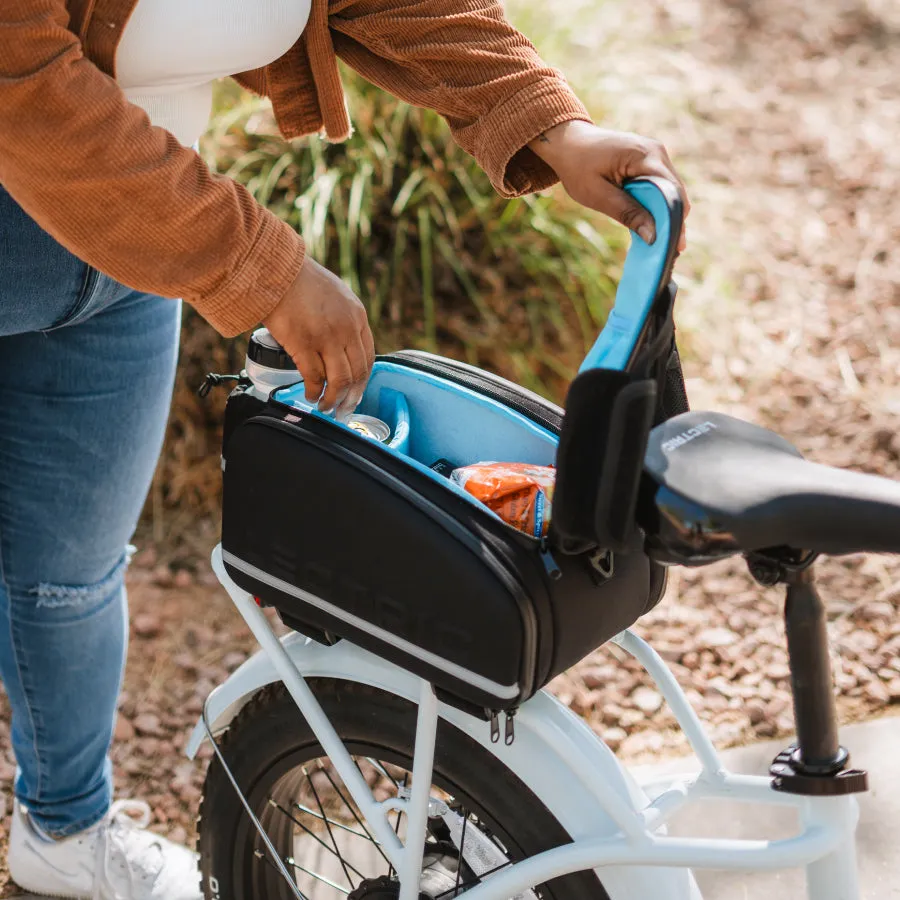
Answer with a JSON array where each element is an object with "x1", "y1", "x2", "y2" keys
[{"x1": 346, "y1": 414, "x2": 391, "y2": 443}]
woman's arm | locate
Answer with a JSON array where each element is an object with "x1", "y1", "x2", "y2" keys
[
  {"x1": 0, "y1": 0, "x2": 301, "y2": 336},
  {"x1": 328, "y1": 0, "x2": 688, "y2": 244},
  {"x1": 327, "y1": 0, "x2": 592, "y2": 198}
]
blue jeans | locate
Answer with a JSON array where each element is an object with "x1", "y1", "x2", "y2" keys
[{"x1": 0, "y1": 184, "x2": 180, "y2": 836}]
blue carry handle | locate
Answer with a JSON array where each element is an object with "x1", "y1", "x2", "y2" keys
[{"x1": 578, "y1": 178, "x2": 683, "y2": 374}]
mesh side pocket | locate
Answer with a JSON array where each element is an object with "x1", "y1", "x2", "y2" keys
[{"x1": 657, "y1": 346, "x2": 690, "y2": 424}]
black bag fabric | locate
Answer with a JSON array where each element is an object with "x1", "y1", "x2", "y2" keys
[
  {"x1": 220, "y1": 359, "x2": 666, "y2": 716},
  {"x1": 553, "y1": 282, "x2": 690, "y2": 553}
]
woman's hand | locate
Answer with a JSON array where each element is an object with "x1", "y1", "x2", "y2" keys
[
  {"x1": 263, "y1": 258, "x2": 375, "y2": 419},
  {"x1": 529, "y1": 121, "x2": 690, "y2": 251}
]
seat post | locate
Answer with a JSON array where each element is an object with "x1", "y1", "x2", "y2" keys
[
  {"x1": 750, "y1": 553, "x2": 867, "y2": 796},
  {"x1": 783, "y1": 564, "x2": 843, "y2": 772}
]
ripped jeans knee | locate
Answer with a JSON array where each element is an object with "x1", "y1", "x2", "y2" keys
[
  {"x1": 29, "y1": 553, "x2": 130, "y2": 617},
  {"x1": 0, "y1": 551, "x2": 129, "y2": 835}
]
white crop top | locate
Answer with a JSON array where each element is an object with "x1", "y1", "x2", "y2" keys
[{"x1": 116, "y1": 0, "x2": 312, "y2": 147}]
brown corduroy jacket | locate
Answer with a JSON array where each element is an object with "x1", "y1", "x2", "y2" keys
[{"x1": 0, "y1": 0, "x2": 590, "y2": 335}]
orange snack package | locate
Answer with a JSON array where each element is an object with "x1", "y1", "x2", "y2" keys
[{"x1": 450, "y1": 462, "x2": 556, "y2": 538}]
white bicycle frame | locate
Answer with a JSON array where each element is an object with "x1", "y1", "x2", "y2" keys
[{"x1": 188, "y1": 545, "x2": 863, "y2": 900}]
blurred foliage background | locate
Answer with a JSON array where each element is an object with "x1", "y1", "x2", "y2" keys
[
  {"x1": 149, "y1": 14, "x2": 626, "y2": 553},
  {"x1": 147, "y1": 0, "x2": 900, "y2": 562}
]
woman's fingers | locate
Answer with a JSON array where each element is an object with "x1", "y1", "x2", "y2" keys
[
  {"x1": 636, "y1": 146, "x2": 689, "y2": 251},
  {"x1": 264, "y1": 257, "x2": 376, "y2": 414},
  {"x1": 361, "y1": 319, "x2": 376, "y2": 374},
  {"x1": 335, "y1": 336, "x2": 371, "y2": 419},
  {"x1": 587, "y1": 178, "x2": 659, "y2": 244},
  {"x1": 292, "y1": 344, "x2": 327, "y2": 405},
  {"x1": 317, "y1": 342, "x2": 354, "y2": 414}
]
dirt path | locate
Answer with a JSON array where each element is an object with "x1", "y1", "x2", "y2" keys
[{"x1": 1, "y1": 0, "x2": 898, "y2": 893}]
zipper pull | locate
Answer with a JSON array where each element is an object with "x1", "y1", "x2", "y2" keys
[
  {"x1": 504, "y1": 709, "x2": 517, "y2": 746},
  {"x1": 589, "y1": 549, "x2": 615, "y2": 580},
  {"x1": 539, "y1": 539, "x2": 562, "y2": 581},
  {"x1": 489, "y1": 711, "x2": 500, "y2": 743}
]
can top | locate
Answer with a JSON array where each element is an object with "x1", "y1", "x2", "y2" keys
[
  {"x1": 346, "y1": 414, "x2": 391, "y2": 443},
  {"x1": 247, "y1": 327, "x2": 295, "y2": 371}
]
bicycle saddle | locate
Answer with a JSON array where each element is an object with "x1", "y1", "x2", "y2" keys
[{"x1": 643, "y1": 411, "x2": 900, "y2": 562}]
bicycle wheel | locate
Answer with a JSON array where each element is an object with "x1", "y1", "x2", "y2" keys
[{"x1": 197, "y1": 679, "x2": 610, "y2": 900}]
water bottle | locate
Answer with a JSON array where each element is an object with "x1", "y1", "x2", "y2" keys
[
  {"x1": 244, "y1": 327, "x2": 308, "y2": 405},
  {"x1": 244, "y1": 327, "x2": 391, "y2": 441}
]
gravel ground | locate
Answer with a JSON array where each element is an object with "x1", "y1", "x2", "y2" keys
[{"x1": 1, "y1": 0, "x2": 898, "y2": 892}]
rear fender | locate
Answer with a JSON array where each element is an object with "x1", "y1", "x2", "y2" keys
[{"x1": 188, "y1": 636, "x2": 698, "y2": 900}]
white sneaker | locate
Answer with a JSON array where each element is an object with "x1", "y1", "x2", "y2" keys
[{"x1": 8, "y1": 798, "x2": 201, "y2": 899}]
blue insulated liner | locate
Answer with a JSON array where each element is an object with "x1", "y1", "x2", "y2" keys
[{"x1": 578, "y1": 179, "x2": 675, "y2": 373}]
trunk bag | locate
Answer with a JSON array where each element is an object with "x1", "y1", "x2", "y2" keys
[{"x1": 220, "y1": 352, "x2": 672, "y2": 717}]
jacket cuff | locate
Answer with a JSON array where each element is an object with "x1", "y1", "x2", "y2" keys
[
  {"x1": 191, "y1": 214, "x2": 306, "y2": 337},
  {"x1": 476, "y1": 79, "x2": 592, "y2": 199}
]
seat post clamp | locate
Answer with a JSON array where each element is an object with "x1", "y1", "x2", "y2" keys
[{"x1": 746, "y1": 549, "x2": 817, "y2": 587}]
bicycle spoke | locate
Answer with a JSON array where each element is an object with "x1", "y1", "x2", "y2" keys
[
  {"x1": 434, "y1": 858, "x2": 514, "y2": 900},
  {"x1": 253, "y1": 849, "x2": 311, "y2": 900},
  {"x1": 304, "y1": 766, "x2": 357, "y2": 890},
  {"x1": 453, "y1": 808, "x2": 468, "y2": 899},
  {"x1": 365, "y1": 758, "x2": 401, "y2": 789},
  {"x1": 269, "y1": 799, "x2": 367, "y2": 882},
  {"x1": 294, "y1": 803, "x2": 379, "y2": 842},
  {"x1": 286, "y1": 857, "x2": 353, "y2": 895},
  {"x1": 316, "y1": 761, "x2": 393, "y2": 868}
]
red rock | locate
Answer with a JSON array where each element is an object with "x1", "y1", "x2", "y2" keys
[
  {"x1": 174, "y1": 781, "x2": 201, "y2": 805},
  {"x1": 601, "y1": 727, "x2": 627, "y2": 751},
  {"x1": 632, "y1": 687, "x2": 664, "y2": 714},
  {"x1": 136, "y1": 738, "x2": 160, "y2": 757},
  {"x1": 856, "y1": 601, "x2": 895, "y2": 622},
  {"x1": 173, "y1": 569, "x2": 193, "y2": 589},
  {"x1": 745, "y1": 700, "x2": 767, "y2": 725},
  {"x1": 133, "y1": 547, "x2": 158, "y2": 569},
  {"x1": 865, "y1": 679, "x2": 890, "y2": 705},
  {"x1": 132, "y1": 614, "x2": 161, "y2": 639},
  {"x1": 765, "y1": 662, "x2": 791, "y2": 681},
  {"x1": 619, "y1": 710, "x2": 644, "y2": 728},
  {"x1": 222, "y1": 651, "x2": 246, "y2": 672},
  {"x1": 755, "y1": 719, "x2": 777, "y2": 738},
  {"x1": 168, "y1": 825, "x2": 189, "y2": 846},
  {"x1": 151, "y1": 564, "x2": 173, "y2": 587},
  {"x1": 133, "y1": 713, "x2": 165, "y2": 737},
  {"x1": 114, "y1": 716, "x2": 135, "y2": 742}
]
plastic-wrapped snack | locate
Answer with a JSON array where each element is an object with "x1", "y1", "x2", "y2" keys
[{"x1": 451, "y1": 462, "x2": 556, "y2": 538}]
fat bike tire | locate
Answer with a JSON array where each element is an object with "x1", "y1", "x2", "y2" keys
[{"x1": 197, "y1": 679, "x2": 611, "y2": 900}]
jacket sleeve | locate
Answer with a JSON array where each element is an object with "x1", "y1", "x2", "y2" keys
[
  {"x1": 0, "y1": 0, "x2": 305, "y2": 336},
  {"x1": 327, "y1": 0, "x2": 592, "y2": 198}
]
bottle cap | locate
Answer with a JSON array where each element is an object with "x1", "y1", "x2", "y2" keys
[{"x1": 247, "y1": 328, "x2": 295, "y2": 371}]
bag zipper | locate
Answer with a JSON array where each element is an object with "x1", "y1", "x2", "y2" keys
[
  {"x1": 254, "y1": 414, "x2": 539, "y2": 702},
  {"x1": 381, "y1": 351, "x2": 564, "y2": 435}
]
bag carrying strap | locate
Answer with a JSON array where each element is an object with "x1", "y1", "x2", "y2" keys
[{"x1": 552, "y1": 282, "x2": 689, "y2": 554}]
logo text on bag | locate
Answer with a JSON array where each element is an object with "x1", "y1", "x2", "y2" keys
[{"x1": 662, "y1": 421, "x2": 718, "y2": 453}]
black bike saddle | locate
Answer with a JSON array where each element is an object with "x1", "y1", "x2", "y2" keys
[{"x1": 643, "y1": 411, "x2": 900, "y2": 560}]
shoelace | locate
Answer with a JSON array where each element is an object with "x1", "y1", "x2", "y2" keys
[{"x1": 93, "y1": 800, "x2": 161, "y2": 900}]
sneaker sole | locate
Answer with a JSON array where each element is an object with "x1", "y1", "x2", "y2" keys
[{"x1": 7, "y1": 874, "x2": 90, "y2": 900}]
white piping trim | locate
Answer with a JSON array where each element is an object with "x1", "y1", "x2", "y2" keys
[{"x1": 221, "y1": 551, "x2": 521, "y2": 701}]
